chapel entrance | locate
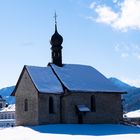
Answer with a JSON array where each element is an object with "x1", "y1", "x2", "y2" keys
[
  {"x1": 76, "y1": 104, "x2": 90, "y2": 124},
  {"x1": 78, "y1": 113, "x2": 83, "y2": 124}
]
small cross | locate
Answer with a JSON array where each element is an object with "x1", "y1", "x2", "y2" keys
[{"x1": 54, "y1": 12, "x2": 57, "y2": 25}]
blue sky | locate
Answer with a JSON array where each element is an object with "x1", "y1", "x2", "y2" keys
[{"x1": 0, "y1": 0, "x2": 140, "y2": 88}]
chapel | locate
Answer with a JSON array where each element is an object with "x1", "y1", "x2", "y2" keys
[{"x1": 11, "y1": 15, "x2": 125, "y2": 126}]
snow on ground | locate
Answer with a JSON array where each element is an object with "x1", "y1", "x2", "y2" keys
[
  {"x1": 0, "y1": 124, "x2": 140, "y2": 140},
  {"x1": 125, "y1": 109, "x2": 140, "y2": 118}
]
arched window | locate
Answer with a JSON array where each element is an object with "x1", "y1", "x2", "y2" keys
[
  {"x1": 49, "y1": 97, "x2": 54, "y2": 114},
  {"x1": 91, "y1": 95, "x2": 96, "y2": 112},
  {"x1": 24, "y1": 99, "x2": 28, "y2": 112}
]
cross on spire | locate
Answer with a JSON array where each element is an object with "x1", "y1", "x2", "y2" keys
[
  {"x1": 54, "y1": 12, "x2": 58, "y2": 32},
  {"x1": 54, "y1": 12, "x2": 57, "y2": 25}
]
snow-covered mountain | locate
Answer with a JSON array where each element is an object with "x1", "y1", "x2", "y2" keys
[
  {"x1": 109, "y1": 77, "x2": 140, "y2": 112},
  {"x1": 0, "y1": 86, "x2": 15, "y2": 105}
]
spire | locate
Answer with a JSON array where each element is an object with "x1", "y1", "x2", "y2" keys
[
  {"x1": 54, "y1": 12, "x2": 57, "y2": 32},
  {"x1": 50, "y1": 13, "x2": 63, "y2": 67}
]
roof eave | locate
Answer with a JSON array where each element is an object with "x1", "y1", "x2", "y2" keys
[
  {"x1": 67, "y1": 90, "x2": 127, "y2": 94},
  {"x1": 39, "y1": 91, "x2": 64, "y2": 95}
]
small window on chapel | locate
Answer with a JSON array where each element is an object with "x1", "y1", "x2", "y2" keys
[
  {"x1": 49, "y1": 97, "x2": 54, "y2": 114},
  {"x1": 24, "y1": 99, "x2": 28, "y2": 112},
  {"x1": 91, "y1": 95, "x2": 96, "y2": 112}
]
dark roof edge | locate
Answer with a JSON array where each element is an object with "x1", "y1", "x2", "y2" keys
[
  {"x1": 67, "y1": 90, "x2": 127, "y2": 94},
  {"x1": 39, "y1": 91, "x2": 63, "y2": 95}
]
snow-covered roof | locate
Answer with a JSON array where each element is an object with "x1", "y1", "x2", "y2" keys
[
  {"x1": 124, "y1": 109, "x2": 140, "y2": 118},
  {"x1": 26, "y1": 66, "x2": 63, "y2": 94},
  {"x1": 51, "y1": 64, "x2": 123, "y2": 93},
  {"x1": 76, "y1": 105, "x2": 90, "y2": 112},
  {"x1": 0, "y1": 104, "x2": 15, "y2": 112},
  {"x1": 24, "y1": 64, "x2": 124, "y2": 94}
]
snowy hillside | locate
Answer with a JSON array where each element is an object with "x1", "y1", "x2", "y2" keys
[
  {"x1": 0, "y1": 86, "x2": 15, "y2": 105},
  {"x1": 0, "y1": 124, "x2": 140, "y2": 140}
]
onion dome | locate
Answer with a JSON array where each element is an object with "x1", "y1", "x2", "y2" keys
[{"x1": 50, "y1": 24, "x2": 63, "y2": 46}]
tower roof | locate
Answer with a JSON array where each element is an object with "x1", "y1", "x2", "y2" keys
[{"x1": 50, "y1": 12, "x2": 63, "y2": 46}]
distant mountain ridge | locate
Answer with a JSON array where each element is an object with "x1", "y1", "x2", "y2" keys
[
  {"x1": 109, "y1": 77, "x2": 134, "y2": 90},
  {"x1": 109, "y1": 77, "x2": 140, "y2": 112},
  {"x1": 0, "y1": 86, "x2": 15, "y2": 105}
]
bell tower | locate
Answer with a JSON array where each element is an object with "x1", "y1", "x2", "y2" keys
[{"x1": 50, "y1": 13, "x2": 63, "y2": 67}]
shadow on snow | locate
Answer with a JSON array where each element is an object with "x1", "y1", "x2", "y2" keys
[{"x1": 30, "y1": 124, "x2": 140, "y2": 136}]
